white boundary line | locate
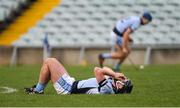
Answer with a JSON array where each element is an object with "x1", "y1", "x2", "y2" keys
[{"x1": 0, "y1": 86, "x2": 17, "y2": 94}]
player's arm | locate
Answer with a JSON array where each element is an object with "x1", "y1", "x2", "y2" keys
[
  {"x1": 94, "y1": 67, "x2": 125, "y2": 83},
  {"x1": 122, "y1": 28, "x2": 133, "y2": 54}
]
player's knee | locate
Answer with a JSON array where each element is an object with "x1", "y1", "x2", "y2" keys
[
  {"x1": 44, "y1": 58, "x2": 50, "y2": 64},
  {"x1": 50, "y1": 58, "x2": 57, "y2": 62},
  {"x1": 123, "y1": 50, "x2": 131, "y2": 57},
  {"x1": 44, "y1": 58, "x2": 57, "y2": 64},
  {"x1": 127, "y1": 49, "x2": 131, "y2": 54}
]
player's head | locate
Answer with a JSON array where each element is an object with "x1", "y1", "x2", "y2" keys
[
  {"x1": 141, "y1": 12, "x2": 153, "y2": 25},
  {"x1": 113, "y1": 78, "x2": 133, "y2": 94}
]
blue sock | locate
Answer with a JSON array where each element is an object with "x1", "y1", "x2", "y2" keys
[
  {"x1": 102, "y1": 53, "x2": 111, "y2": 59},
  {"x1": 113, "y1": 63, "x2": 121, "y2": 72},
  {"x1": 34, "y1": 83, "x2": 46, "y2": 92}
]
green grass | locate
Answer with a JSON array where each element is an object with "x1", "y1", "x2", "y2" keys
[{"x1": 0, "y1": 64, "x2": 180, "y2": 107}]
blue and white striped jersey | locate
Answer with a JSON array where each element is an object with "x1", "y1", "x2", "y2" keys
[
  {"x1": 115, "y1": 16, "x2": 141, "y2": 34},
  {"x1": 77, "y1": 78, "x2": 115, "y2": 94}
]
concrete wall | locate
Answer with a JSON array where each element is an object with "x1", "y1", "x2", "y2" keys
[
  {"x1": 0, "y1": 46, "x2": 13, "y2": 65},
  {"x1": 52, "y1": 48, "x2": 82, "y2": 65},
  {"x1": 18, "y1": 48, "x2": 43, "y2": 65},
  {"x1": 151, "y1": 49, "x2": 180, "y2": 64},
  {"x1": 0, "y1": 46, "x2": 180, "y2": 65}
]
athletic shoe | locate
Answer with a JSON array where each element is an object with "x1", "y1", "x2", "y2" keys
[
  {"x1": 24, "y1": 85, "x2": 44, "y2": 94},
  {"x1": 98, "y1": 54, "x2": 104, "y2": 67}
]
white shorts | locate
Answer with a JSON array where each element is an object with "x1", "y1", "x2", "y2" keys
[
  {"x1": 53, "y1": 73, "x2": 75, "y2": 94},
  {"x1": 111, "y1": 31, "x2": 123, "y2": 47}
]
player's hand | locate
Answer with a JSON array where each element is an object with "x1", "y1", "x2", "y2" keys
[
  {"x1": 129, "y1": 38, "x2": 133, "y2": 43},
  {"x1": 122, "y1": 47, "x2": 128, "y2": 55},
  {"x1": 114, "y1": 73, "x2": 125, "y2": 80}
]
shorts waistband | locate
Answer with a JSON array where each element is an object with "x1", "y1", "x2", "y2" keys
[
  {"x1": 70, "y1": 80, "x2": 79, "y2": 94},
  {"x1": 113, "y1": 27, "x2": 123, "y2": 37}
]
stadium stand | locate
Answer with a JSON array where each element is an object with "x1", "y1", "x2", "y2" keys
[
  {"x1": 0, "y1": 0, "x2": 35, "y2": 32},
  {"x1": 11, "y1": 0, "x2": 180, "y2": 47},
  {"x1": 0, "y1": 0, "x2": 180, "y2": 65},
  {"x1": 0, "y1": 0, "x2": 59, "y2": 45}
]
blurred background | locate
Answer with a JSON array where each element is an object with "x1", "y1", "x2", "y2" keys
[{"x1": 0, "y1": 0, "x2": 180, "y2": 66}]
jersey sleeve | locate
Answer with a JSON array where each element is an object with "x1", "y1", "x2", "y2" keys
[
  {"x1": 130, "y1": 22, "x2": 140, "y2": 32},
  {"x1": 98, "y1": 79, "x2": 115, "y2": 94}
]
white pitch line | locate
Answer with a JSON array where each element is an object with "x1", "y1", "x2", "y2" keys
[{"x1": 0, "y1": 86, "x2": 17, "y2": 94}]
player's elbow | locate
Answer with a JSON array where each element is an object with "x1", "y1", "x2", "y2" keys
[
  {"x1": 94, "y1": 67, "x2": 104, "y2": 83},
  {"x1": 94, "y1": 67, "x2": 104, "y2": 77},
  {"x1": 94, "y1": 67, "x2": 101, "y2": 74},
  {"x1": 123, "y1": 28, "x2": 132, "y2": 37}
]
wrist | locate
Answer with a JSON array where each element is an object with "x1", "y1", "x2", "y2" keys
[{"x1": 113, "y1": 73, "x2": 117, "y2": 78}]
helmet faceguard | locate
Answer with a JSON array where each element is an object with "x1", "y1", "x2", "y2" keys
[{"x1": 113, "y1": 79, "x2": 133, "y2": 94}]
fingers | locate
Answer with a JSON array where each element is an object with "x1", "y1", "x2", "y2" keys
[
  {"x1": 122, "y1": 48, "x2": 128, "y2": 54},
  {"x1": 94, "y1": 67, "x2": 102, "y2": 73},
  {"x1": 115, "y1": 73, "x2": 125, "y2": 80}
]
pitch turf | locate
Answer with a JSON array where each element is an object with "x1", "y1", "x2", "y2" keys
[{"x1": 0, "y1": 64, "x2": 180, "y2": 107}]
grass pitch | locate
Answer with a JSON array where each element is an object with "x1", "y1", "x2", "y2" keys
[{"x1": 0, "y1": 64, "x2": 180, "y2": 107}]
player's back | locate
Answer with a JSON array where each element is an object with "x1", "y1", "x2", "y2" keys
[
  {"x1": 77, "y1": 78, "x2": 114, "y2": 94},
  {"x1": 116, "y1": 16, "x2": 141, "y2": 33}
]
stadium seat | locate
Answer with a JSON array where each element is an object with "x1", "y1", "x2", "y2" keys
[{"x1": 13, "y1": 0, "x2": 180, "y2": 47}]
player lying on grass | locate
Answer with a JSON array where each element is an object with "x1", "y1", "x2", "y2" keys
[
  {"x1": 25, "y1": 58, "x2": 133, "y2": 94},
  {"x1": 99, "y1": 12, "x2": 153, "y2": 71}
]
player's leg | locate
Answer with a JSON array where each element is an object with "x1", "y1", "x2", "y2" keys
[
  {"x1": 36, "y1": 58, "x2": 68, "y2": 88},
  {"x1": 47, "y1": 58, "x2": 75, "y2": 94},
  {"x1": 99, "y1": 35, "x2": 129, "y2": 68},
  {"x1": 33, "y1": 59, "x2": 51, "y2": 93},
  {"x1": 98, "y1": 32, "x2": 118, "y2": 67},
  {"x1": 45, "y1": 58, "x2": 68, "y2": 83},
  {"x1": 98, "y1": 45, "x2": 125, "y2": 69},
  {"x1": 112, "y1": 45, "x2": 124, "y2": 71},
  {"x1": 37, "y1": 58, "x2": 75, "y2": 94},
  {"x1": 25, "y1": 58, "x2": 69, "y2": 94},
  {"x1": 112, "y1": 44, "x2": 131, "y2": 71},
  {"x1": 99, "y1": 53, "x2": 109, "y2": 67}
]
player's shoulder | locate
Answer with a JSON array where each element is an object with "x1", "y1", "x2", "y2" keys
[{"x1": 130, "y1": 16, "x2": 141, "y2": 21}]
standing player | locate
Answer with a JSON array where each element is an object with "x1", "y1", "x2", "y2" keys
[
  {"x1": 99, "y1": 12, "x2": 153, "y2": 71},
  {"x1": 25, "y1": 58, "x2": 133, "y2": 94}
]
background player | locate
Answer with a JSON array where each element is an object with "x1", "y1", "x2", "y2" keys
[{"x1": 99, "y1": 12, "x2": 153, "y2": 71}]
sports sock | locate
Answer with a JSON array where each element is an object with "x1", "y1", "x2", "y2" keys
[
  {"x1": 34, "y1": 83, "x2": 46, "y2": 92},
  {"x1": 113, "y1": 63, "x2": 121, "y2": 72},
  {"x1": 101, "y1": 53, "x2": 111, "y2": 59}
]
